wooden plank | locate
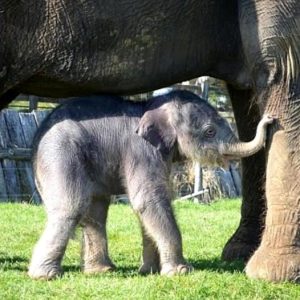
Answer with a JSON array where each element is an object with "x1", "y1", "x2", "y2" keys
[
  {"x1": 29, "y1": 96, "x2": 39, "y2": 111},
  {"x1": 194, "y1": 162, "x2": 203, "y2": 193},
  {"x1": 203, "y1": 167, "x2": 238, "y2": 199},
  {"x1": 0, "y1": 166, "x2": 8, "y2": 201},
  {"x1": 0, "y1": 110, "x2": 9, "y2": 201},
  {"x1": 0, "y1": 111, "x2": 21, "y2": 201},
  {"x1": 215, "y1": 168, "x2": 238, "y2": 198},
  {"x1": 0, "y1": 148, "x2": 31, "y2": 160},
  {"x1": 230, "y1": 164, "x2": 242, "y2": 196},
  {"x1": 179, "y1": 189, "x2": 209, "y2": 200},
  {"x1": 4, "y1": 110, "x2": 33, "y2": 202},
  {"x1": 19, "y1": 112, "x2": 41, "y2": 204},
  {"x1": 33, "y1": 110, "x2": 50, "y2": 127},
  {"x1": 32, "y1": 110, "x2": 53, "y2": 204},
  {"x1": 19, "y1": 112, "x2": 38, "y2": 148}
]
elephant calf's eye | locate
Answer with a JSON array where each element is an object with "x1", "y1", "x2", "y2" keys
[{"x1": 203, "y1": 126, "x2": 216, "y2": 138}]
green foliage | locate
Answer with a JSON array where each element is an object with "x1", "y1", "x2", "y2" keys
[
  {"x1": 207, "y1": 81, "x2": 232, "y2": 112},
  {"x1": 8, "y1": 100, "x2": 57, "y2": 111},
  {"x1": 0, "y1": 201, "x2": 299, "y2": 299}
]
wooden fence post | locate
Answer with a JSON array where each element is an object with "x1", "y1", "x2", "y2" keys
[
  {"x1": 29, "y1": 95, "x2": 39, "y2": 111},
  {"x1": 193, "y1": 77, "x2": 209, "y2": 202}
]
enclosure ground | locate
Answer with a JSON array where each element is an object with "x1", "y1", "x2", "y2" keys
[{"x1": 0, "y1": 200, "x2": 299, "y2": 299}]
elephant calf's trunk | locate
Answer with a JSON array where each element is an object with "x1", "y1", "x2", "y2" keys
[{"x1": 219, "y1": 115, "x2": 274, "y2": 158}]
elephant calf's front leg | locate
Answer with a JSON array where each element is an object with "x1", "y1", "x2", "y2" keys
[{"x1": 129, "y1": 185, "x2": 192, "y2": 276}]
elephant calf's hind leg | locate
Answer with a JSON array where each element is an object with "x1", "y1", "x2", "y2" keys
[
  {"x1": 139, "y1": 226, "x2": 160, "y2": 274},
  {"x1": 28, "y1": 215, "x2": 79, "y2": 280},
  {"x1": 81, "y1": 198, "x2": 116, "y2": 274}
]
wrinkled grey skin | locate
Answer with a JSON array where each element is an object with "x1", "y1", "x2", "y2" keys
[
  {"x1": 28, "y1": 90, "x2": 271, "y2": 279},
  {"x1": 0, "y1": 1, "x2": 245, "y2": 105}
]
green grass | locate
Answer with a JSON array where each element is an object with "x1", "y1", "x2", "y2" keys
[{"x1": 0, "y1": 200, "x2": 299, "y2": 299}]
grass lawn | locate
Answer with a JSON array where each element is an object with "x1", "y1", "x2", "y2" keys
[{"x1": 0, "y1": 199, "x2": 299, "y2": 299}]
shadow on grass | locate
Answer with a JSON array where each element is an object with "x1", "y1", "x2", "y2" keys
[
  {"x1": 0, "y1": 253, "x2": 29, "y2": 271},
  {"x1": 113, "y1": 266, "x2": 140, "y2": 276},
  {"x1": 63, "y1": 264, "x2": 139, "y2": 277},
  {"x1": 0, "y1": 252, "x2": 244, "y2": 277},
  {"x1": 63, "y1": 265, "x2": 81, "y2": 273},
  {"x1": 63, "y1": 259, "x2": 245, "y2": 278},
  {"x1": 189, "y1": 257, "x2": 245, "y2": 274}
]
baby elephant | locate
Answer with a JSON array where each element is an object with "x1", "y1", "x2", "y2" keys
[{"x1": 28, "y1": 90, "x2": 272, "y2": 279}]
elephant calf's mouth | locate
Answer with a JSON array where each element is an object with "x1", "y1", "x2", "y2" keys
[{"x1": 192, "y1": 148, "x2": 233, "y2": 169}]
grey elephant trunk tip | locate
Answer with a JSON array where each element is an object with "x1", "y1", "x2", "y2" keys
[{"x1": 218, "y1": 115, "x2": 274, "y2": 158}]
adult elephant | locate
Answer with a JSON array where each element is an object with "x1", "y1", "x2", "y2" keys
[{"x1": 1, "y1": 1, "x2": 300, "y2": 282}]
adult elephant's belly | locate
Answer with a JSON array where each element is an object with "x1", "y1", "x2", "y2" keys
[
  {"x1": 9, "y1": 1, "x2": 248, "y2": 98},
  {"x1": 17, "y1": 50, "x2": 204, "y2": 98}
]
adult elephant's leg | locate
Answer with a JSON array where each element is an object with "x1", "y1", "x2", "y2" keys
[
  {"x1": 239, "y1": 0, "x2": 300, "y2": 283},
  {"x1": 222, "y1": 87, "x2": 266, "y2": 261},
  {"x1": 246, "y1": 129, "x2": 300, "y2": 282},
  {"x1": 245, "y1": 78, "x2": 300, "y2": 282}
]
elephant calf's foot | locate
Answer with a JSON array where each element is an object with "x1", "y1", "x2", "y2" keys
[
  {"x1": 139, "y1": 263, "x2": 160, "y2": 274},
  {"x1": 246, "y1": 248, "x2": 300, "y2": 283},
  {"x1": 83, "y1": 262, "x2": 116, "y2": 274},
  {"x1": 222, "y1": 224, "x2": 261, "y2": 262},
  {"x1": 160, "y1": 262, "x2": 193, "y2": 276},
  {"x1": 28, "y1": 264, "x2": 62, "y2": 280}
]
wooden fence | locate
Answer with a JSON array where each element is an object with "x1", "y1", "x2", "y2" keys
[{"x1": 0, "y1": 109, "x2": 50, "y2": 203}]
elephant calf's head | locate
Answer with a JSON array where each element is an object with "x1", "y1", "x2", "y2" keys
[{"x1": 137, "y1": 90, "x2": 273, "y2": 167}]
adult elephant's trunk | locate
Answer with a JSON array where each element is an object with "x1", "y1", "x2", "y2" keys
[{"x1": 219, "y1": 115, "x2": 273, "y2": 158}]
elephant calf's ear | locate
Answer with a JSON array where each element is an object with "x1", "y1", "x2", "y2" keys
[{"x1": 136, "y1": 109, "x2": 176, "y2": 155}]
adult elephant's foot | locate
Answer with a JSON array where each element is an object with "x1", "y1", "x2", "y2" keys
[
  {"x1": 222, "y1": 221, "x2": 261, "y2": 261},
  {"x1": 160, "y1": 262, "x2": 193, "y2": 276},
  {"x1": 83, "y1": 262, "x2": 116, "y2": 274},
  {"x1": 28, "y1": 264, "x2": 62, "y2": 280},
  {"x1": 246, "y1": 248, "x2": 300, "y2": 282}
]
